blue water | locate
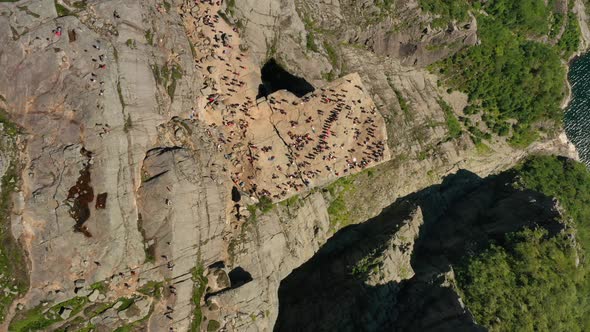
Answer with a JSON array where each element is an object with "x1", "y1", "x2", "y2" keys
[{"x1": 566, "y1": 53, "x2": 590, "y2": 164}]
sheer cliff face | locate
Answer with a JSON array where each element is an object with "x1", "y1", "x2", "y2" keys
[
  {"x1": 275, "y1": 170, "x2": 564, "y2": 332},
  {"x1": 0, "y1": 1, "x2": 582, "y2": 332}
]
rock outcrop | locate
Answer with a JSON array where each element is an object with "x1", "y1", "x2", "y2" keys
[
  {"x1": 0, "y1": 0, "x2": 584, "y2": 331},
  {"x1": 275, "y1": 169, "x2": 564, "y2": 332}
]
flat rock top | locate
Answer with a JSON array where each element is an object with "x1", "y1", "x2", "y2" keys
[{"x1": 183, "y1": 1, "x2": 391, "y2": 201}]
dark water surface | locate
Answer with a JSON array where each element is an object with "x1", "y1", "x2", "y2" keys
[{"x1": 566, "y1": 53, "x2": 590, "y2": 164}]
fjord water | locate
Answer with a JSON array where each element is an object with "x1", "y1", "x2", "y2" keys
[{"x1": 566, "y1": 53, "x2": 590, "y2": 164}]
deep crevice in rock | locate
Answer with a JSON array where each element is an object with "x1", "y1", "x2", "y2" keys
[
  {"x1": 256, "y1": 58, "x2": 315, "y2": 99},
  {"x1": 228, "y1": 266, "x2": 253, "y2": 288}
]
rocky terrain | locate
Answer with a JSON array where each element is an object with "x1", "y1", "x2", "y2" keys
[
  {"x1": 275, "y1": 168, "x2": 565, "y2": 331},
  {"x1": 0, "y1": 0, "x2": 587, "y2": 331}
]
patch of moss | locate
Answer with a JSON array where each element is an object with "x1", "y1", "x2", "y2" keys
[
  {"x1": 9, "y1": 297, "x2": 87, "y2": 331},
  {"x1": 190, "y1": 261, "x2": 208, "y2": 332},
  {"x1": 72, "y1": 1, "x2": 87, "y2": 10},
  {"x1": 226, "y1": 0, "x2": 236, "y2": 15},
  {"x1": 137, "y1": 281, "x2": 163, "y2": 300},
  {"x1": 0, "y1": 109, "x2": 19, "y2": 137},
  {"x1": 116, "y1": 80, "x2": 125, "y2": 111},
  {"x1": 326, "y1": 175, "x2": 358, "y2": 230},
  {"x1": 54, "y1": 1, "x2": 71, "y2": 17},
  {"x1": 0, "y1": 124, "x2": 27, "y2": 323},
  {"x1": 245, "y1": 195, "x2": 275, "y2": 223},
  {"x1": 144, "y1": 29, "x2": 154, "y2": 46},
  {"x1": 89, "y1": 281, "x2": 108, "y2": 294},
  {"x1": 115, "y1": 297, "x2": 135, "y2": 312},
  {"x1": 475, "y1": 142, "x2": 492, "y2": 155},
  {"x1": 306, "y1": 31, "x2": 319, "y2": 52},
  {"x1": 393, "y1": 88, "x2": 411, "y2": 121},
  {"x1": 323, "y1": 41, "x2": 339, "y2": 72},
  {"x1": 83, "y1": 301, "x2": 113, "y2": 318},
  {"x1": 16, "y1": 5, "x2": 40, "y2": 18},
  {"x1": 125, "y1": 39, "x2": 136, "y2": 49},
  {"x1": 153, "y1": 63, "x2": 182, "y2": 101},
  {"x1": 350, "y1": 249, "x2": 382, "y2": 279},
  {"x1": 437, "y1": 99, "x2": 462, "y2": 139},
  {"x1": 207, "y1": 319, "x2": 221, "y2": 331},
  {"x1": 321, "y1": 71, "x2": 335, "y2": 82},
  {"x1": 279, "y1": 194, "x2": 300, "y2": 208}
]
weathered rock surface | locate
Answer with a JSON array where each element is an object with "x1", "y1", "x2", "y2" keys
[
  {"x1": 275, "y1": 169, "x2": 564, "y2": 331},
  {"x1": 0, "y1": 0, "x2": 584, "y2": 331}
]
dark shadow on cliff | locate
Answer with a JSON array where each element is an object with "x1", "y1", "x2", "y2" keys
[
  {"x1": 257, "y1": 58, "x2": 315, "y2": 99},
  {"x1": 275, "y1": 169, "x2": 564, "y2": 332}
]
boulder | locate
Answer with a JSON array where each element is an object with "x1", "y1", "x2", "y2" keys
[
  {"x1": 59, "y1": 307, "x2": 72, "y2": 320},
  {"x1": 88, "y1": 289, "x2": 99, "y2": 302}
]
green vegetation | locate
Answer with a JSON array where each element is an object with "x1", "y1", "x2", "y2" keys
[
  {"x1": 418, "y1": 0, "x2": 469, "y2": 27},
  {"x1": 393, "y1": 89, "x2": 411, "y2": 120},
  {"x1": 111, "y1": 301, "x2": 153, "y2": 332},
  {"x1": 421, "y1": 0, "x2": 581, "y2": 148},
  {"x1": 226, "y1": 0, "x2": 236, "y2": 16},
  {"x1": 0, "y1": 113, "x2": 27, "y2": 323},
  {"x1": 464, "y1": 118, "x2": 492, "y2": 146},
  {"x1": 54, "y1": 2, "x2": 71, "y2": 17},
  {"x1": 167, "y1": 64, "x2": 182, "y2": 100},
  {"x1": 9, "y1": 279, "x2": 158, "y2": 331},
  {"x1": 256, "y1": 196, "x2": 273, "y2": 213},
  {"x1": 326, "y1": 175, "x2": 357, "y2": 230},
  {"x1": 549, "y1": 12, "x2": 565, "y2": 38},
  {"x1": 9, "y1": 297, "x2": 87, "y2": 331},
  {"x1": 436, "y1": 15, "x2": 565, "y2": 146},
  {"x1": 508, "y1": 124, "x2": 539, "y2": 148},
  {"x1": 83, "y1": 301, "x2": 113, "y2": 318},
  {"x1": 123, "y1": 114, "x2": 132, "y2": 133},
  {"x1": 89, "y1": 281, "x2": 108, "y2": 294},
  {"x1": 115, "y1": 297, "x2": 135, "y2": 312},
  {"x1": 322, "y1": 71, "x2": 336, "y2": 82},
  {"x1": 151, "y1": 63, "x2": 183, "y2": 100},
  {"x1": 438, "y1": 99, "x2": 462, "y2": 139},
  {"x1": 207, "y1": 319, "x2": 221, "y2": 331},
  {"x1": 125, "y1": 39, "x2": 137, "y2": 49},
  {"x1": 557, "y1": 12, "x2": 581, "y2": 59},
  {"x1": 265, "y1": 36, "x2": 279, "y2": 60},
  {"x1": 0, "y1": 161, "x2": 28, "y2": 323},
  {"x1": 190, "y1": 261, "x2": 208, "y2": 332},
  {"x1": 279, "y1": 194, "x2": 301, "y2": 208},
  {"x1": 138, "y1": 281, "x2": 163, "y2": 299},
  {"x1": 144, "y1": 29, "x2": 154, "y2": 46},
  {"x1": 306, "y1": 31, "x2": 319, "y2": 52},
  {"x1": 324, "y1": 41, "x2": 339, "y2": 72},
  {"x1": 246, "y1": 195, "x2": 274, "y2": 222},
  {"x1": 16, "y1": 6, "x2": 40, "y2": 18},
  {"x1": 0, "y1": 109, "x2": 18, "y2": 137},
  {"x1": 480, "y1": 0, "x2": 553, "y2": 36},
  {"x1": 474, "y1": 141, "x2": 492, "y2": 155},
  {"x1": 318, "y1": 41, "x2": 339, "y2": 82},
  {"x1": 303, "y1": 15, "x2": 320, "y2": 53},
  {"x1": 72, "y1": 1, "x2": 87, "y2": 10},
  {"x1": 374, "y1": 0, "x2": 394, "y2": 12},
  {"x1": 457, "y1": 156, "x2": 590, "y2": 331},
  {"x1": 516, "y1": 156, "x2": 590, "y2": 253},
  {"x1": 457, "y1": 228, "x2": 584, "y2": 331},
  {"x1": 350, "y1": 250, "x2": 382, "y2": 279},
  {"x1": 116, "y1": 80, "x2": 125, "y2": 111}
]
